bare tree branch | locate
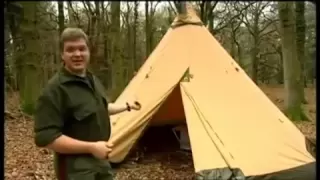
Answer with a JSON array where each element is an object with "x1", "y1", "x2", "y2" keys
[
  {"x1": 173, "y1": 1, "x2": 180, "y2": 12},
  {"x1": 209, "y1": 1, "x2": 219, "y2": 13},
  {"x1": 37, "y1": 10, "x2": 58, "y2": 24},
  {"x1": 168, "y1": 2, "x2": 177, "y2": 15},
  {"x1": 259, "y1": 61, "x2": 280, "y2": 70},
  {"x1": 199, "y1": 1, "x2": 205, "y2": 20},
  {"x1": 120, "y1": 11, "x2": 127, "y2": 26},
  {"x1": 260, "y1": 51, "x2": 279, "y2": 57},
  {"x1": 151, "y1": 1, "x2": 160, "y2": 16},
  {"x1": 257, "y1": 2, "x2": 270, "y2": 16},
  {"x1": 215, "y1": 2, "x2": 254, "y2": 33},
  {"x1": 126, "y1": 2, "x2": 133, "y2": 13},
  {"x1": 82, "y1": 1, "x2": 91, "y2": 17},
  {"x1": 260, "y1": 29, "x2": 277, "y2": 38},
  {"x1": 120, "y1": 13, "x2": 126, "y2": 30},
  {"x1": 260, "y1": 11, "x2": 278, "y2": 25},
  {"x1": 259, "y1": 19, "x2": 279, "y2": 34},
  {"x1": 68, "y1": 2, "x2": 81, "y2": 26},
  {"x1": 85, "y1": 1, "x2": 94, "y2": 15},
  {"x1": 234, "y1": 2, "x2": 255, "y2": 33},
  {"x1": 104, "y1": 2, "x2": 111, "y2": 25},
  {"x1": 242, "y1": 13, "x2": 254, "y2": 35}
]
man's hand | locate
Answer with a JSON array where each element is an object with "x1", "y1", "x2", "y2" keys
[
  {"x1": 128, "y1": 101, "x2": 142, "y2": 111},
  {"x1": 108, "y1": 101, "x2": 142, "y2": 115},
  {"x1": 89, "y1": 141, "x2": 114, "y2": 159}
]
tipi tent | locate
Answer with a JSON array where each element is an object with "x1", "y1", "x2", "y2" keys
[{"x1": 108, "y1": 4, "x2": 315, "y2": 180}]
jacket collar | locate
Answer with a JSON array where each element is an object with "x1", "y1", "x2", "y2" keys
[{"x1": 59, "y1": 66, "x2": 93, "y2": 84}]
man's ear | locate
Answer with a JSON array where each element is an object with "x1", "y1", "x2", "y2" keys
[{"x1": 61, "y1": 53, "x2": 64, "y2": 61}]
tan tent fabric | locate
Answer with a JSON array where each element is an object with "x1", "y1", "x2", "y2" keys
[
  {"x1": 108, "y1": 25, "x2": 195, "y2": 162},
  {"x1": 180, "y1": 25, "x2": 314, "y2": 176},
  {"x1": 108, "y1": 3, "x2": 315, "y2": 178},
  {"x1": 180, "y1": 84, "x2": 230, "y2": 172},
  {"x1": 180, "y1": 80, "x2": 314, "y2": 176}
]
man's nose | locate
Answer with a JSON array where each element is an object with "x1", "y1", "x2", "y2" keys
[{"x1": 73, "y1": 50, "x2": 81, "y2": 56}]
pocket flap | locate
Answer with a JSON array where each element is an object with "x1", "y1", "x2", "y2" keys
[{"x1": 73, "y1": 103, "x2": 97, "y2": 121}]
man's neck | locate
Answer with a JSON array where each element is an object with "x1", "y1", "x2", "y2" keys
[{"x1": 64, "y1": 66, "x2": 86, "y2": 77}]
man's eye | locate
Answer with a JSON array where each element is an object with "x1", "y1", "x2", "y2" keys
[
  {"x1": 66, "y1": 48, "x2": 74, "y2": 52},
  {"x1": 79, "y1": 46, "x2": 87, "y2": 51}
]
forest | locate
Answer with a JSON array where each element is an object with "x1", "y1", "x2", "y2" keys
[{"x1": 4, "y1": 1, "x2": 316, "y2": 180}]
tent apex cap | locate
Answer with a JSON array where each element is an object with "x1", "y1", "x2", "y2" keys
[{"x1": 171, "y1": 3, "x2": 203, "y2": 27}]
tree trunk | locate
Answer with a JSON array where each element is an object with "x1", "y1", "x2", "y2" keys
[
  {"x1": 250, "y1": 14, "x2": 260, "y2": 84},
  {"x1": 110, "y1": 2, "x2": 122, "y2": 94},
  {"x1": 176, "y1": 2, "x2": 187, "y2": 14},
  {"x1": 91, "y1": 2, "x2": 108, "y2": 87},
  {"x1": 229, "y1": 23, "x2": 236, "y2": 60},
  {"x1": 85, "y1": 2, "x2": 98, "y2": 68},
  {"x1": 4, "y1": 21, "x2": 14, "y2": 89},
  {"x1": 133, "y1": 2, "x2": 139, "y2": 71},
  {"x1": 278, "y1": 2, "x2": 308, "y2": 121},
  {"x1": 167, "y1": 7, "x2": 174, "y2": 24},
  {"x1": 231, "y1": 28, "x2": 242, "y2": 66},
  {"x1": 57, "y1": 2, "x2": 65, "y2": 68},
  {"x1": 277, "y1": 46, "x2": 284, "y2": 84},
  {"x1": 67, "y1": 2, "x2": 76, "y2": 26},
  {"x1": 295, "y1": 2, "x2": 307, "y2": 103},
  {"x1": 19, "y1": 2, "x2": 42, "y2": 115},
  {"x1": 236, "y1": 42, "x2": 242, "y2": 66},
  {"x1": 58, "y1": 2, "x2": 65, "y2": 35},
  {"x1": 102, "y1": 3, "x2": 111, "y2": 89},
  {"x1": 145, "y1": 1, "x2": 151, "y2": 58},
  {"x1": 8, "y1": 4, "x2": 23, "y2": 91},
  {"x1": 126, "y1": 2, "x2": 133, "y2": 81}
]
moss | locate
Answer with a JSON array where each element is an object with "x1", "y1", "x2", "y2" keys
[
  {"x1": 21, "y1": 101, "x2": 35, "y2": 115},
  {"x1": 285, "y1": 106, "x2": 309, "y2": 121}
]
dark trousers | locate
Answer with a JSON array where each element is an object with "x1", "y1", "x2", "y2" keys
[
  {"x1": 66, "y1": 170, "x2": 114, "y2": 180},
  {"x1": 55, "y1": 155, "x2": 114, "y2": 180}
]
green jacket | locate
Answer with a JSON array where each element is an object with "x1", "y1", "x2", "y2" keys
[{"x1": 34, "y1": 67, "x2": 113, "y2": 179}]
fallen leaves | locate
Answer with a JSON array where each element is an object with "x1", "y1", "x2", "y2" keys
[
  {"x1": 5, "y1": 116, "x2": 56, "y2": 180},
  {"x1": 114, "y1": 151, "x2": 195, "y2": 180}
]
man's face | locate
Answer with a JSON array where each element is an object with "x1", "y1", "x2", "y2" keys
[{"x1": 61, "y1": 38, "x2": 90, "y2": 74}]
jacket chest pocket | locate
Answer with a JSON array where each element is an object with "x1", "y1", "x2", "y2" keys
[
  {"x1": 69, "y1": 102, "x2": 102, "y2": 141},
  {"x1": 73, "y1": 102, "x2": 97, "y2": 122}
]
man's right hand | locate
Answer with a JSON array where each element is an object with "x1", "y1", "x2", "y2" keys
[{"x1": 89, "y1": 141, "x2": 114, "y2": 159}]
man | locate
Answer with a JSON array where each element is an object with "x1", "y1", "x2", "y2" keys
[{"x1": 34, "y1": 27, "x2": 141, "y2": 180}]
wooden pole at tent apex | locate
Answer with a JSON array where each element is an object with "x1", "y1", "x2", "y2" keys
[
  {"x1": 176, "y1": 1, "x2": 187, "y2": 15},
  {"x1": 171, "y1": 2, "x2": 202, "y2": 28},
  {"x1": 173, "y1": 2, "x2": 199, "y2": 20}
]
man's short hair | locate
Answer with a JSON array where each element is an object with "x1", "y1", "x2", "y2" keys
[{"x1": 60, "y1": 27, "x2": 89, "y2": 51}]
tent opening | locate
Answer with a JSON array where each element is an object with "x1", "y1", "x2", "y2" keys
[
  {"x1": 147, "y1": 85, "x2": 191, "y2": 151},
  {"x1": 128, "y1": 85, "x2": 192, "y2": 160},
  {"x1": 125, "y1": 124, "x2": 194, "y2": 176},
  {"x1": 149, "y1": 85, "x2": 186, "y2": 126}
]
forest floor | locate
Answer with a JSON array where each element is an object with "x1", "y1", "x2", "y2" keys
[{"x1": 4, "y1": 85, "x2": 316, "y2": 180}]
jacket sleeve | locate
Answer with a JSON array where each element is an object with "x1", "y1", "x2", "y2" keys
[{"x1": 34, "y1": 86, "x2": 64, "y2": 147}]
